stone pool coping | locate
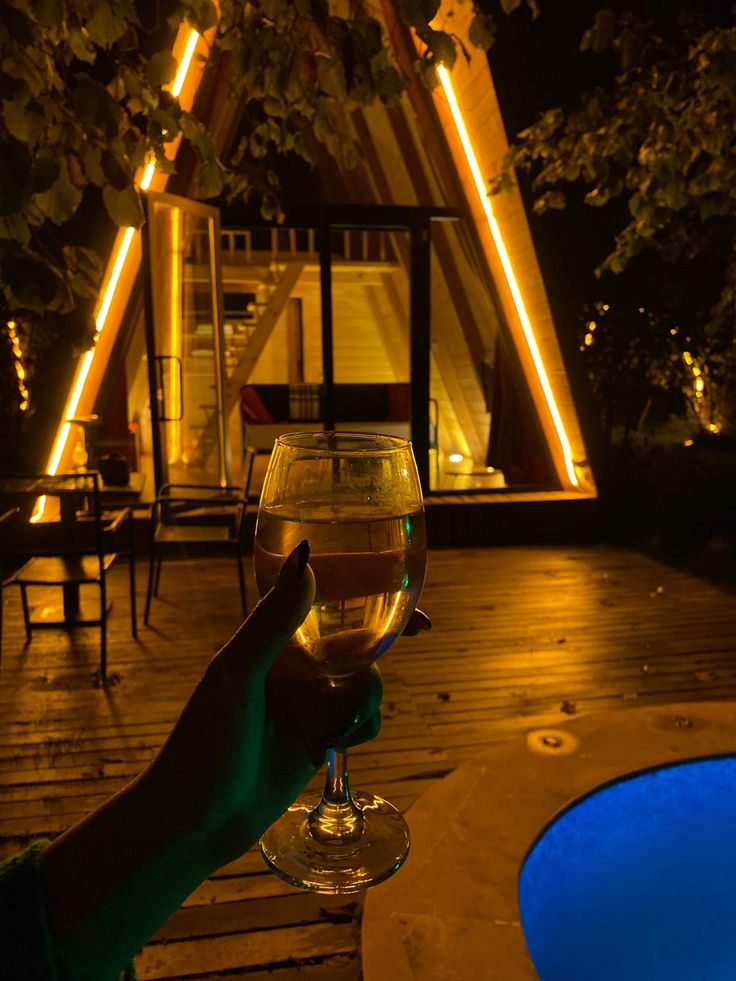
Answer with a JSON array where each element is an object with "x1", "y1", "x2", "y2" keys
[{"x1": 361, "y1": 701, "x2": 736, "y2": 980}]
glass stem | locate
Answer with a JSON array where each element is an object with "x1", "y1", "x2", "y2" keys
[{"x1": 307, "y1": 748, "x2": 365, "y2": 845}]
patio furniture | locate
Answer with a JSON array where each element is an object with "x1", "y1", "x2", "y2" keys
[
  {"x1": 143, "y1": 449, "x2": 256, "y2": 626},
  {"x1": 0, "y1": 508, "x2": 21, "y2": 664},
  {"x1": 0, "y1": 472, "x2": 137, "y2": 677}
]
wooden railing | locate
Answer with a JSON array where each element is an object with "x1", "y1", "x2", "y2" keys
[{"x1": 199, "y1": 227, "x2": 398, "y2": 265}]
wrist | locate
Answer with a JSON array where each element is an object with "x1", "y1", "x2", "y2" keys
[{"x1": 40, "y1": 771, "x2": 217, "y2": 978}]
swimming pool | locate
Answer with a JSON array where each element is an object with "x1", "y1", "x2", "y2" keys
[{"x1": 519, "y1": 756, "x2": 736, "y2": 981}]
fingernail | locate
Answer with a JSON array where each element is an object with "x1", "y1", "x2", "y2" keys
[
  {"x1": 279, "y1": 539, "x2": 310, "y2": 584},
  {"x1": 415, "y1": 609, "x2": 432, "y2": 631},
  {"x1": 296, "y1": 539, "x2": 310, "y2": 577}
]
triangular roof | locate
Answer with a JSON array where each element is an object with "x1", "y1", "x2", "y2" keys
[{"x1": 45, "y1": 4, "x2": 595, "y2": 499}]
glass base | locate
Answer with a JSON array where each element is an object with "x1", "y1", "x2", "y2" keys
[{"x1": 260, "y1": 790, "x2": 410, "y2": 894}]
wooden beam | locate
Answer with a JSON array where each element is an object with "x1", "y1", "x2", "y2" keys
[
  {"x1": 349, "y1": 112, "x2": 489, "y2": 467},
  {"x1": 225, "y1": 263, "x2": 303, "y2": 402}
]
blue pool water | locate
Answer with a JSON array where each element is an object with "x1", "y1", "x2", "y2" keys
[{"x1": 519, "y1": 756, "x2": 736, "y2": 980}]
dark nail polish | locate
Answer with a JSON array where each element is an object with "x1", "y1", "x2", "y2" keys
[
  {"x1": 296, "y1": 539, "x2": 310, "y2": 578},
  {"x1": 415, "y1": 609, "x2": 432, "y2": 630}
]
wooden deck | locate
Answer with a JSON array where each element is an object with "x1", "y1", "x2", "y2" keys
[{"x1": 1, "y1": 545, "x2": 736, "y2": 978}]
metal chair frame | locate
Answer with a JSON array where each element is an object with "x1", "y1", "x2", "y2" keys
[
  {"x1": 0, "y1": 472, "x2": 137, "y2": 678},
  {"x1": 144, "y1": 450, "x2": 256, "y2": 625}
]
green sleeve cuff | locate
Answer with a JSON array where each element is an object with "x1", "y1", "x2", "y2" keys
[
  {"x1": 0, "y1": 842, "x2": 137, "y2": 981},
  {"x1": 0, "y1": 841, "x2": 58, "y2": 979}
]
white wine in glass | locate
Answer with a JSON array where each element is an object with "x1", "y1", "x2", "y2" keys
[{"x1": 254, "y1": 432, "x2": 427, "y2": 893}]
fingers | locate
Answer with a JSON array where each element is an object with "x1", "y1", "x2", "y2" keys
[
  {"x1": 216, "y1": 541, "x2": 316, "y2": 684},
  {"x1": 267, "y1": 660, "x2": 383, "y2": 763},
  {"x1": 402, "y1": 608, "x2": 432, "y2": 636},
  {"x1": 331, "y1": 710, "x2": 382, "y2": 749}
]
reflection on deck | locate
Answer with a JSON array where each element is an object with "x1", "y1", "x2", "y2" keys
[{"x1": 2, "y1": 545, "x2": 734, "y2": 977}]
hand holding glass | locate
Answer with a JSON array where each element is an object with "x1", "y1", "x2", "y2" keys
[{"x1": 254, "y1": 432, "x2": 427, "y2": 893}]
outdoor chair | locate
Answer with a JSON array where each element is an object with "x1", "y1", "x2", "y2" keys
[
  {"x1": 0, "y1": 508, "x2": 22, "y2": 664},
  {"x1": 0, "y1": 472, "x2": 137, "y2": 678},
  {"x1": 143, "y1": 449, "x2": 256, "y2": 626}
]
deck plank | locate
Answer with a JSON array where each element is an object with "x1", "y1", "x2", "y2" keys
[{"x1": 1, "y1": 545, "x2": 736, "y2": 978}]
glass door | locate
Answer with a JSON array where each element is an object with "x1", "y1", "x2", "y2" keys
[{"x1": 144, "y1": 192, "x2": 230, "y2": 491}]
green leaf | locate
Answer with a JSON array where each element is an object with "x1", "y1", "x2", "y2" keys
[
  {"x1": 73, "y1": 74, "x2": 122, "y2": 140},
  {"x1": 469, "y1": 12, "x2": 496, "y2": 51},
  {"x1": 85, "y1": 0, "x2": 138, "y2": 47},
  {"x1": 3, "y1": 89, "x2": 44, "y2": 146},
  {"x1": 187, "y1": 0, "x2": 217, "y2": 34},
  {"x1": 581, "y1": 9, "x2": 615, "y2": 54},
  {"x1": 313, "y1": 105, "x2": 335, "y2": 145},
  {"x1": 351, "y1": 17, "x2": 383, "y2": 58},
  {"x1": 398, "y1": 0, "x2": 440, "y2": 34},
  {"x1": 101, "y1": 150, "x2": 132, "y2": 191},
  {"x1": 150, "y1": 108, "x2": 181, "y2": 142},
  {"x1": 3, "y1": 253, "x2": 58, "y2": 308},
  {"x1": 182, "y1": 116, "x2": 217, "y2": 162},
  {"x1": 0, "y1": 3, "x2": 33, "y2": 47},
  {"x1": 30, "y1": 155, "x2": 60, "y2": 193},
  {"x1": 194, "y1": 159, "x2": 224, "y2": 198},
  {"x1": 147, "y1": 50, "x2": 178, "y2": 87},
  {"x1": 424, "y1": 29, "x2": 456, "y2": 71},
  {"x1": 584, "y1": 186, "x2": 611, "y2": 207},
  {"x1": 102, "y1": 183, "x2": 144, "y2": 227},
  {"x1": 64, "y1": 245, "x2": 104, "y2": 298},
  {"x1": 0, "y1": 214, "x2": 31, "y2": 246},
  {"x1": 375, "y1": 65, "x2": 403, "y2": 103},
  {"x1": 80, "y1": 145, "x2": 105, "y2": 185},
  {"x1": 29, "y1": 0, "x2": 64, "y2": 28},
  {"x1": 0, "y1": 72, "x2": 23, "y2": 101},
  {"x1": 0, "y1": 137, "x2": 33, "y2": 216},
  {"x1": 68, "y1": 23, "x2": 96, "y2": 63},
  {"x1": 34, "y1": 158, "x2": 83, "y2": 224}
]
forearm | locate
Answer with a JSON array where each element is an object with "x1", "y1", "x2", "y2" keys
[{"x1": 39, "y1": 768, "x2": 216, "y2": 980}]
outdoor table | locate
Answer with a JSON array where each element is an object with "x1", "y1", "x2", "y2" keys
[{"x1": 0, "y1": 473, "x2": 143, "y2": 625}]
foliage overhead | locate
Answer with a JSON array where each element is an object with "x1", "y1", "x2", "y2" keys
[
  {"x1": 0, "y1": 0, "x2": 530, "y2": 323},
  {"x1": 491, "y1": 6, "x2": 736, "y2": 433}
]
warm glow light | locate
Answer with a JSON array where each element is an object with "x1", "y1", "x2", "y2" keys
[
  {"x1": 6, "y1": 320, "x2": 29, "y2": 411},
  {"x1": 95, "y1": 226, "x2": 136, "y2": 333},
  {"x1": 168, "y1": 207, "x2": 182, "y2": 464},
  {"x1": 141, "y1": 158, "x2": 156, "y2": 190},
  {"x1": 48, "y1": 349, "x2": 96, "y2": 475},
  {"x1": 448, "y1": 453, "x2": 464, "y2": 464},
  {"x1": 437, "y1": 65, "x2": 579, "y2": 488},
  {"x1": 172, "y1": 30, "x2": 199, "y2": 97},
  {"x1": 43, "y1": 28, "x2": 203, "y2": 486}
]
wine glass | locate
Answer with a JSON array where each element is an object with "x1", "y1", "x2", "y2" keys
[{"x1": 254, "y1": 431, "x2": 427, "y2": 893}]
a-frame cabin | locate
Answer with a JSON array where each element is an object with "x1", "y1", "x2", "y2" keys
[{"x1": 46, "y1": 2, "x2": 597, "y2": 544}]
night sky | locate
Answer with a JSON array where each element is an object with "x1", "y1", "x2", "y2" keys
[
  {"x1": 486, "y1": 0, "x2": 736, "y2": 338},
  {"x1": 487, "y1": 0, "x2": 632, "y2": 331}
]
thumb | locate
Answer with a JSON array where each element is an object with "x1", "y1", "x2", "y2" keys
[{"x1": 217, "y1": 540, "x2": 315, "y2": 683}]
